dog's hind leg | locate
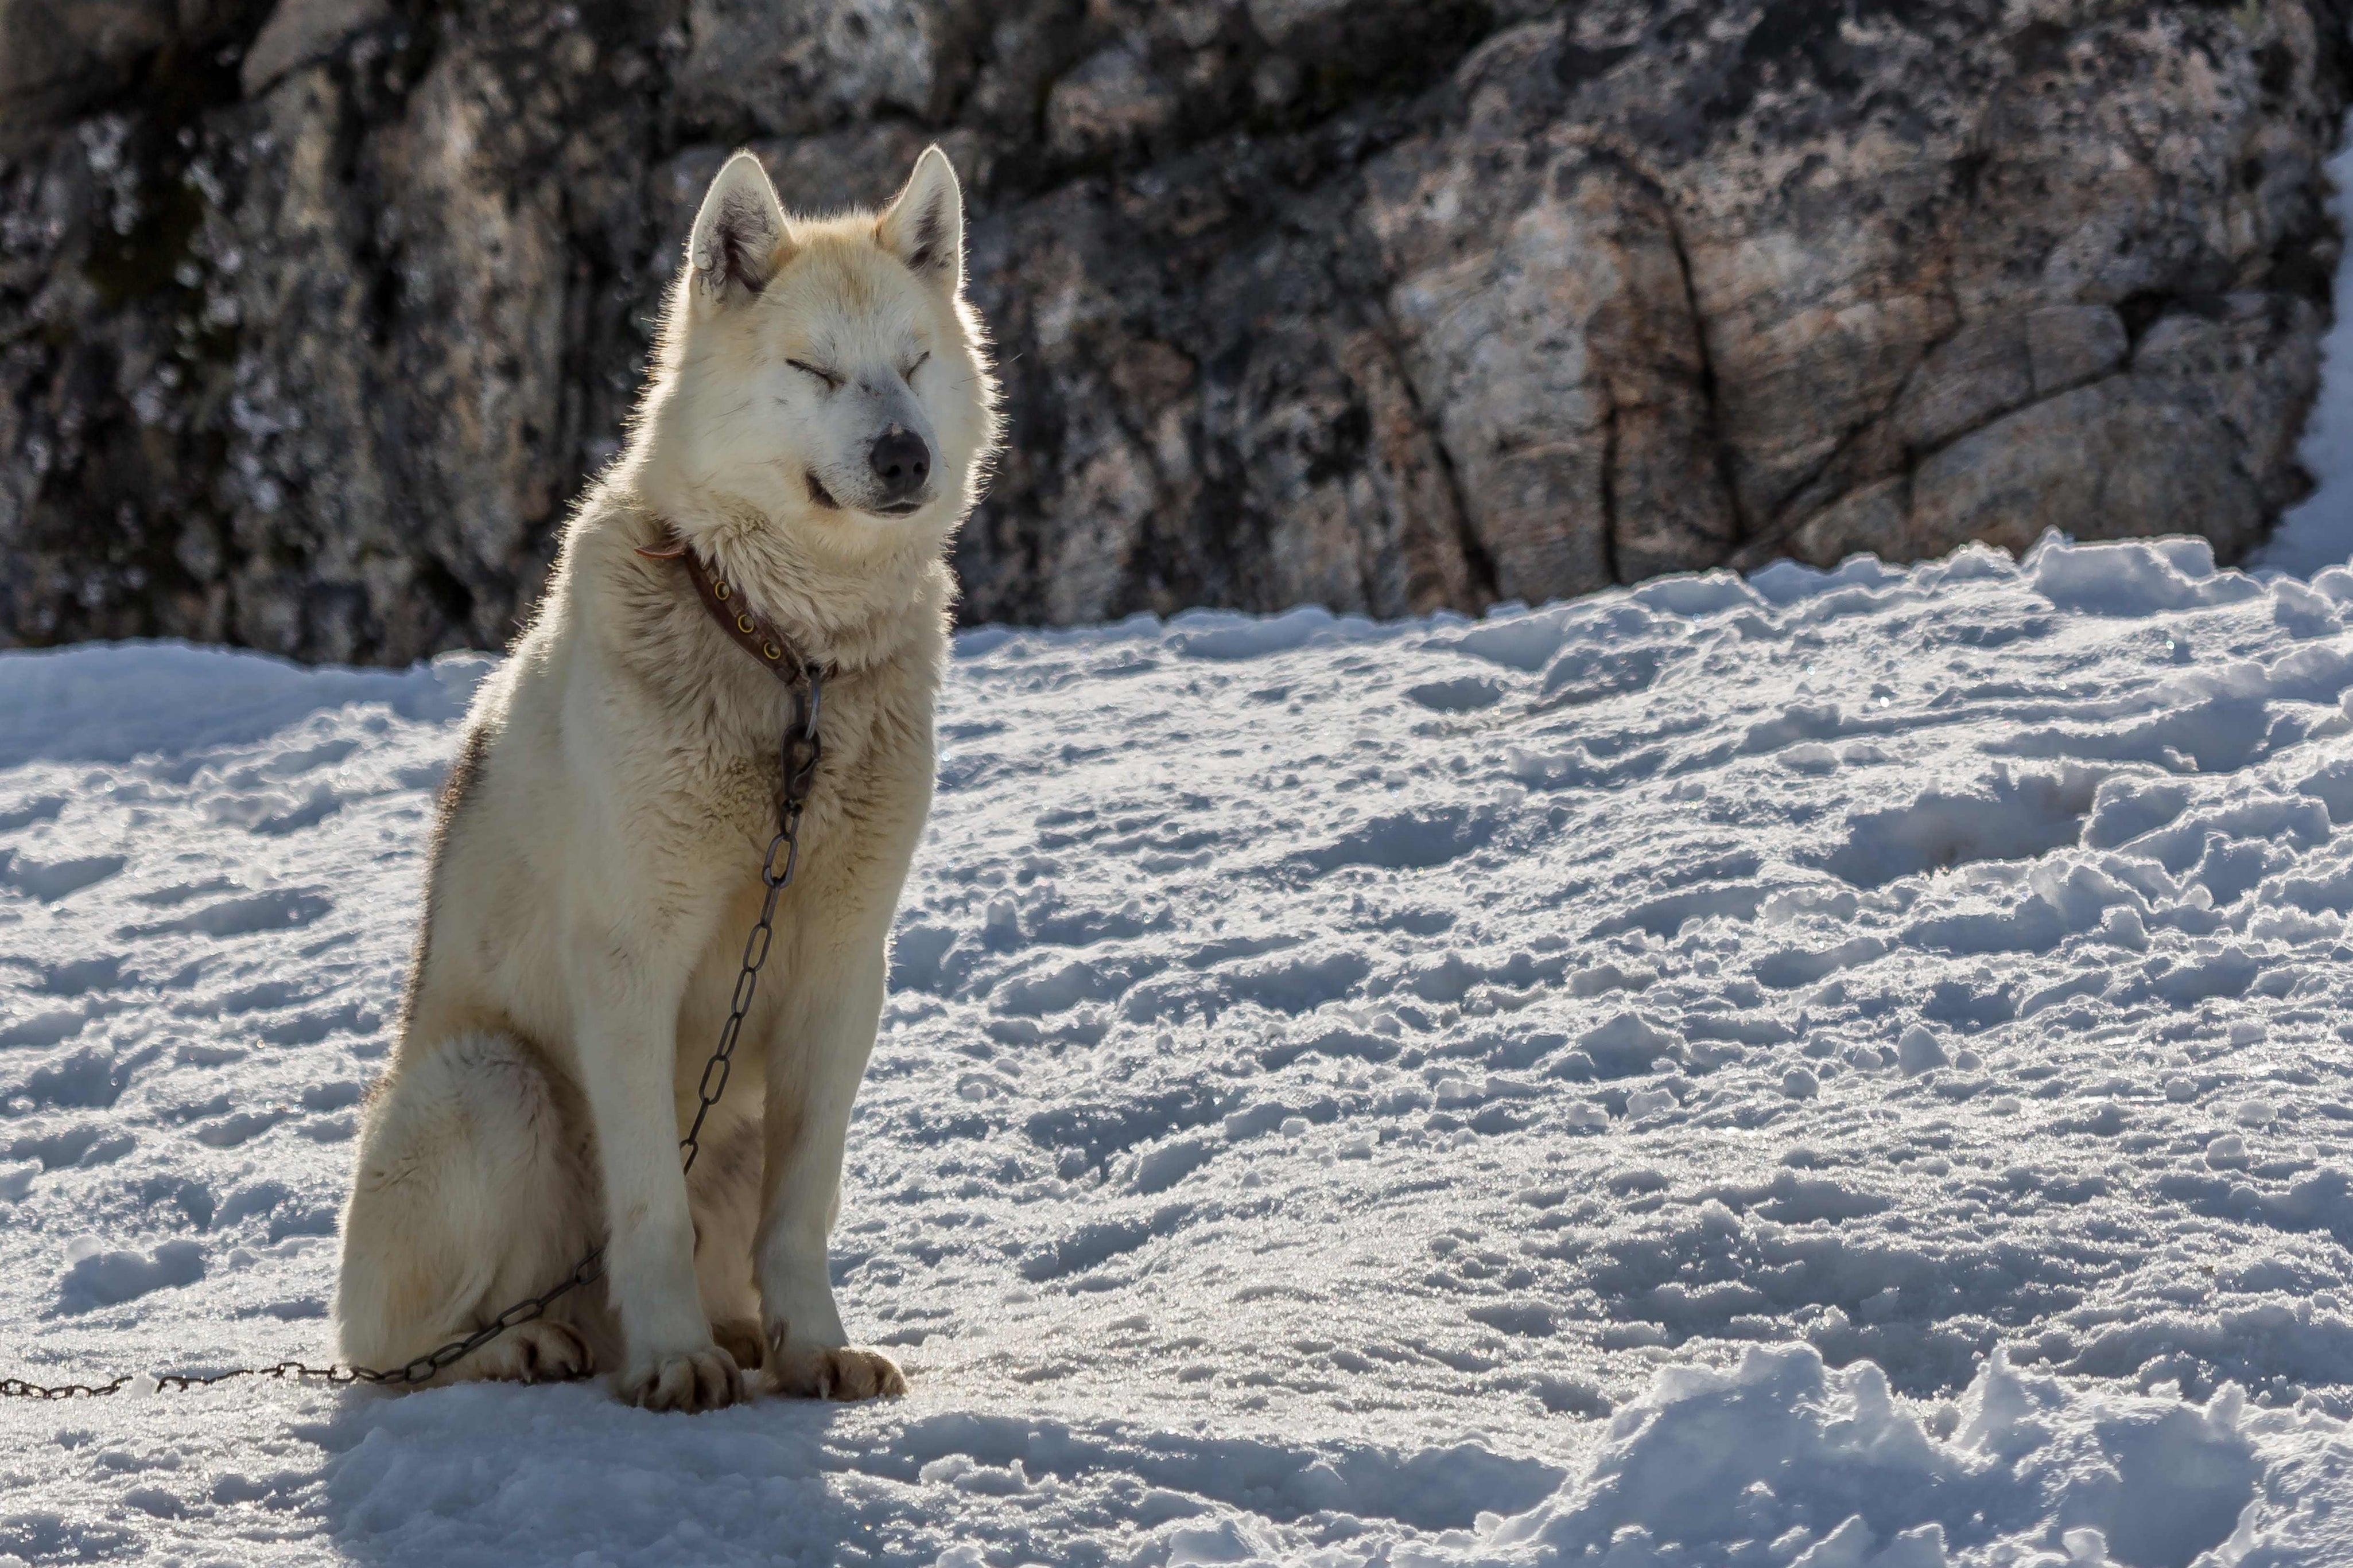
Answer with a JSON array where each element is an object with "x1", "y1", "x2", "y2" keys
[
  {"x1": 336, "y1": 1032, "x2": 602, "y2": 1386},
  {"x1": 688, "y1": 1123, "x2": 767, "y2": 1372}
]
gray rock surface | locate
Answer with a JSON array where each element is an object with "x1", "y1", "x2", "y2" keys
[{"x1": 3, "y1": 1, "x2": 2349, "y2": 662}]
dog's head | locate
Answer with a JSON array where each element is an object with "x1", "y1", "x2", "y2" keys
[{"x1": 641, "y1": 147, "x2": 999, "y2": 562}]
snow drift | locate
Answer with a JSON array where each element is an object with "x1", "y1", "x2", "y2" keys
[{"x1": 6, "y1": 533, "x2": 2353, "y2": 1565}]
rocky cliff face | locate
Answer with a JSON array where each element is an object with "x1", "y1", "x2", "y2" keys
[{"x1": 4, "y1": 1, "x2": 2350, "y2": 662}]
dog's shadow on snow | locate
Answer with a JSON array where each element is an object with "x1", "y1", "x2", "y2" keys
[{"x1": 309, "y1": 1379, "x2": 900, "y2": 1563}]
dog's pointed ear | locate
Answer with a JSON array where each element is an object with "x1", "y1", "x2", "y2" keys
[
  {"x1": 875, "y1": 145, "x2": 964, "y2": 291},
  {"x1": 689, "y1": 151, "x2": 791, "y2": 302}
]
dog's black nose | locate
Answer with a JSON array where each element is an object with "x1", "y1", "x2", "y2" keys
[{"x1": 869, "y1": 427, "x2": 931, "y2": 502}]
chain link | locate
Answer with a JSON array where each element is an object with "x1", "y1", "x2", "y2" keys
[
  {"x1": 679, "y1": 674, "x2": 820, "y2": 1180},
  {"x1": 3, "y1": 675, "x2": 825, "y2": 1401}
]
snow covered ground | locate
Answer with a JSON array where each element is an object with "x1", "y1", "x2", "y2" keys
[{"x1": 8, "y1": 534, "x2": 2353, "y2": 1565}]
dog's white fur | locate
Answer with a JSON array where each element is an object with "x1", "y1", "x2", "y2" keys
[{"x1": 334, "y1": 147, "x2": 999, "y2": 1411}]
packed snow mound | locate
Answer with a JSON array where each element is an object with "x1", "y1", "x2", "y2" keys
[
  {"x1": 1455, "y1": 1343, "x2": 2311, "y2": 1568},
  {"x1": 6, "y1": 534, "x2": 2353, "y2": 1565}
]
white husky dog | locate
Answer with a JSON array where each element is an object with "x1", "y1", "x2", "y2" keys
[{"x1": 335, "y1": 147, "x2": 999, "y2": 1411}]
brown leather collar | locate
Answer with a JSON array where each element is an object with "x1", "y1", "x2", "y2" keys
[{"x1": 637, "y1": 532, "x2": 822, "y2": 688}]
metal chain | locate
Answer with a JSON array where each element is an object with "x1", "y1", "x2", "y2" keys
[
  {"x1": 680, "y1": 672, "x2": 821, "y2": 1178},
  {"x1": 3, "y1": 674, "x2": 825, "y2": 1400}
]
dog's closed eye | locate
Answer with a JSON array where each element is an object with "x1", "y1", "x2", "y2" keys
[
  {"x1": 786, "y1": 359, "x2": 842, "y2": 391},
  {"x1": 900, "y1": 352, "x2": 929, "y2": 384}
]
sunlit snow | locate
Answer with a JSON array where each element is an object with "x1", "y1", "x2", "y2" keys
[{"x1": 6, "y1": 534, "x2": 2353, "y2": 1564}]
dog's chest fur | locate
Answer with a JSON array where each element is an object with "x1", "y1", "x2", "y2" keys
[{"x1": 581, "y1": 523, "x2": 942, "y2": 882}]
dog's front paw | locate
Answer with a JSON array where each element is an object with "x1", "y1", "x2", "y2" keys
[
  {"x1": 463, "y1": 1320, "x2": 593, "y2": 1385},
  {"x1": 618, "y1": 1344, "x2": 743, "y2": 1413},
  {"x1": 761, "y1": 1325, "x2": 906, "y2": 1400}
]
